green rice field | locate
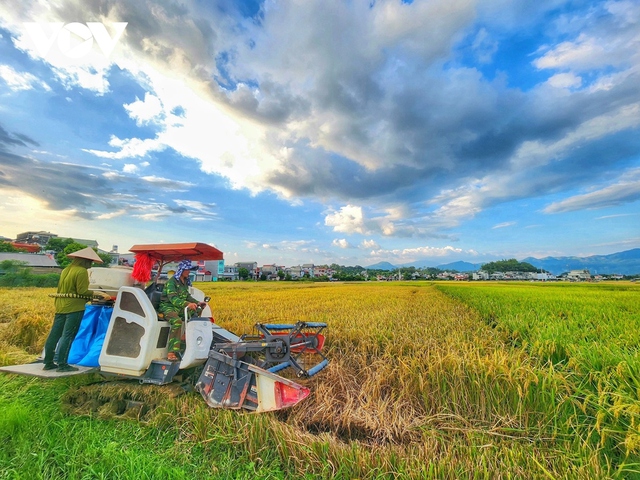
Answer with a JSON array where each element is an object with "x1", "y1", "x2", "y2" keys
[{"x1": 1, "y1": 280, "x2": 639, "y2": 479}]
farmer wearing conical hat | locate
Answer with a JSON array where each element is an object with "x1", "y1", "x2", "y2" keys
[
  {"x1": 159, "y1": 260, "x2": 207, "y2": 361},
  {"x1": 43, "y1": 247, "x2": 110, "y2": 372}
]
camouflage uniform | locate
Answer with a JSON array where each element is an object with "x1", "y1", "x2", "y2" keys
[{"x1": 159, "y1": 276, "x2": 199, "y2": 354}]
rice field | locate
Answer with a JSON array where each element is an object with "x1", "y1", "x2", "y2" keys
[{"x1": 1, "y1": 281, "x2": 639, "y2": 478}]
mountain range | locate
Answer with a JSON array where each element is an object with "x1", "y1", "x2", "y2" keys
[{"x1": 366, "y1": 248, "x2": 640, "y2": 275}]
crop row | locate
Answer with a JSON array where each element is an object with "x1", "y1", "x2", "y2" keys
[
  {"x1": 437, "y1": 281, "x2": 640, "y2": 473},
  {"x1": 2, "y1": 282, "x2": 638, "y2": 478}
]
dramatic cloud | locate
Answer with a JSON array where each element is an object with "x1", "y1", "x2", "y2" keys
[
  {"x1": 0, "y1": 136, "x2": 209, "y2": 224},
  {"x1": 0, "y1": 0, "x2": 638, "y2": 264},
  {"x1": 5, "y1": 0, "x2": 637, "y2": 222},
  {"x1": 544, "y1": 168, "x2": 640, "y2": 213}
]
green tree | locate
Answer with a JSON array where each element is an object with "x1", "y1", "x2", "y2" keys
[
  {"x1": 56, "y1": 242, "x2": 87, "y2": 268},
  {"x1": 0, "y1": 260, "x2": 60, "y2": 287},
  {"x1": 0, "y1": 259, "x2": 28, "y2": 273},
  {"x1": 481, "y1": 259, "x2": 538, "y2": 274},
  {"x1": 0, "y1": 242, "x2": 22, "y2": 252},
  {"x1": 96, "y1": 251, "x2": 112, "y2": 267},
  {"x1": 238, "y1": 267, "x2": 249, "y2": 281},
  {"x1": 45, "y1": 237, "x2": 75, "y2": 254},
  {"x1": 277, "y1": 270, "x2": 285, "y2": 280},
  {"x1": 56, "y1": 243, "x2": 105, "y2": 269},
  {"x1": 46, "y1": 238, "x2": 110, "y2": 267}
]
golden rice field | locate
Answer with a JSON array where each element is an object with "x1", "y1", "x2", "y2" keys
[{"x1": 1, "y1": 281, "x2": 640, "y2": 479}]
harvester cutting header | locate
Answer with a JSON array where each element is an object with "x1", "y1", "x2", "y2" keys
[{"x1": 1, "y1": 242, "x2": 329, "y2": 413}]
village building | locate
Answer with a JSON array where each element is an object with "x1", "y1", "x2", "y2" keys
[
  {"x1": 221, "y1": 264, "x2": 239, "y2": 281},
  {"x1": 0, "y1": 252, "x2": 61, "y2": 274},
  {"x1": 567, "y1": 269, "x2": 591, "y2": 281}
]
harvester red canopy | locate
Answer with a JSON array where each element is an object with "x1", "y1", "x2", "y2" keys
[
  {"x1": 129, "y1": 242, "x2": 223, "y2": 282},
  {"x1": 129, "y1": 242, "x2": 224, "y2": 262}
]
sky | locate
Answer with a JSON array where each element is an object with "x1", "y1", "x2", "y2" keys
[{"x1": 0, "y1": 0, "x2": 639, "y2": 268}]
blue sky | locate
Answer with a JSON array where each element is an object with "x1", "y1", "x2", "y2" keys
[{"x1": 0, "y1": 0, "x2": 638, "y2": 267}]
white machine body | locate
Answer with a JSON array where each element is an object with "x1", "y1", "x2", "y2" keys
[{"x1": 99, "y1": 285, "x2": 214, "y2": 377}]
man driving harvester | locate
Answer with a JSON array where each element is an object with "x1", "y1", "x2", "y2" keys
[{"x1": 158, "y1": 260, "x2": 208, "y2": 361}]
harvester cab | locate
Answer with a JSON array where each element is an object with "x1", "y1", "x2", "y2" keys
[{"x1": 0, "y1": 242, "x2": 328, "y2": 413}]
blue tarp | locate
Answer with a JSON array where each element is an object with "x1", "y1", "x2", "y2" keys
[{"x1": 68, "y1": 304, "x2": 113, "y2": 367}]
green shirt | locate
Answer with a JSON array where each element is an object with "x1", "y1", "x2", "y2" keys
[
  {"x1": 159, "y1": 276, "x2": 198, "y2": 314},
  {"x1": 54, "y1": 260, "x2": 94, "y2": 314}
]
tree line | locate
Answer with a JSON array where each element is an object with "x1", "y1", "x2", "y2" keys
[
  {"x1": 1, "y1": 239, "x2": 111, "y2": 267},
  {"x1": 479, "y1": 259, "x2": 540, "y2": 274},
  {"x1": 0, "y1": 239, "x2": 110, "y2": 287}
]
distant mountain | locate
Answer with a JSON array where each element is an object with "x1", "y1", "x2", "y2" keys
[
  {"x1": 364, "y1": 248, "x2": 640, "y2": 275},
  {"x1": 398, "y1": 259, "x2": 438, "y2": 268},
  {"x1": 366, "y1": 261, "x2": 396, "y2": 271},
  {"x1": 435, "y1": 261, "x2": 484, "y2": 272},
  {"x1": 399, "y1": 259, "x2": 483, "y2": 270},
  {"x1": 366, "y1": 260, "x2": 482, "y2": 271},
  {"x1": 521, "y1": 248, "x2": 640, "y2": 276}
]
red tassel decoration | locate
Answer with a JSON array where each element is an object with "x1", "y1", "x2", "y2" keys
[{"x1": 132, "y1": 253, "x2": 155, "y2": 283}]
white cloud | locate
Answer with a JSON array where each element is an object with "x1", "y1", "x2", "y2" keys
[
  {"x1": 492, "y1": 221, "x2": 516, "y2": 229},
  {"x1": 124, "y1": 93, "x2": 164, "y2": 126},
  {"x1": 82, "y1": 63, "x2": 279, "y2": 193},
  {"x1": 512, "y1": 102, "x2": 640, "y2": 170},
  {"x1": 121, "y1": 161, "x2": 150, "y2": 174},
  {"x1": 174, "y1": 199, "x2": 217, "y2": 218},
  {"x1": 361, "y1": 239, "x2": 380, "y2": 250},
  {"x1": 0, "y1": 64, "x2": 50, "y2": 91},
  {"x1": 96, "y1": 209, "x2": 127, "y2": 220},
  {"x1": 544, "y1": 168, "x2": 640, "y2": 213},
  {"x1": 84, "y1": 135, "x2": 164, "y2": 159},
  {"x1": 423, "y1": 99, "x2": 640, "y2": 229},
  {"x1": 133, "y1": 212, "x2": 167, "y2": 221},
  {"x1": 534, "y1": 35, "x2": 606, "y2": 71},
  {"x1": 51, "y1": 64, "x2": 111, "y2": 94},
  {"x1": 595, "y1": 213, "x2": 635, "y2": 220},
  {"x1": 325, "y1": 205, "x2": 366, "y2": 234},
  {"x1": 547, "y1": 72, "x2": 582, "y2": 89},
  {"x1": 174, "y1": 199, "x2": 216, "y2": 210},
  {"x1": 429, "y1": 183, "x2": 485, "y2": 226},
  {"x1": 332, "y1": 238, "x2": 353, "y2": 249},
  {"x1": 368, "y1": 245, "x2": 466, "y2": 263},
  {"x1": 534, "y1": 3, "x2": 640, "y2": 75},
  {"x1": 139, "y1": 175, "x2": 193, "y2": 191},
  {"x1": 324, "y1": 205, "x2": 403, "y2": 237}
]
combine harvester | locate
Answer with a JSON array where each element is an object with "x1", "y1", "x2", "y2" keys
[{"x1": 0, "y1": 243, "x2": 328, "y2": 413}]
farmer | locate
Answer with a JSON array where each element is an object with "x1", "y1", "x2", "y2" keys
[
  {"x1": 158, "y1": 260, "x2": 207, "y2": 361},
  {"x1": 43, "y1": 247, "x2": 110, "y2": 372}
]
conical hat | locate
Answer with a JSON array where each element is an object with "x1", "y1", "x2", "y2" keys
[{"x1": 67, "y1": 247, "x2": 103, "y2": 263}]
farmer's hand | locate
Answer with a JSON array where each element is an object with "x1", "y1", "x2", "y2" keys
[
  {"x1": 94, "y1": 291, "x2": 112, "y2": 301},
  {"x1": 187, "y1": 302, "x2": 198, "y2": 311}
]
